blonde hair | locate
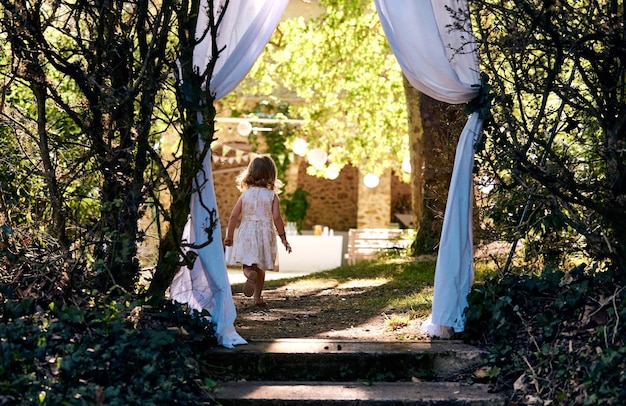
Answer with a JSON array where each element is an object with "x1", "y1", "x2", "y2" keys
[{"x1": 236, "y1": 154, "x2": 283, "y2": 192}]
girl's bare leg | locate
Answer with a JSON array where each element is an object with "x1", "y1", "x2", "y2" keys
[
  {"x1": 242, "y1": 265, "x2": 257, "y2": 297},
  {"x1": 253, "y1": 265, "x2": 266, "y2": 305}
]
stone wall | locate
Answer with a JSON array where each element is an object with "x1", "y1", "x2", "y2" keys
[
  {"x1": 295, "y1": 160, "x2": 358, "y2": 231},
  {"x1": 357, "y1": 170, "x2": 391, "y2": 229}
]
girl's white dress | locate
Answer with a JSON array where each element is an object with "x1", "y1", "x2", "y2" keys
[{"x1": 230, "y1": 187, "x2": 278, "y2": 270}]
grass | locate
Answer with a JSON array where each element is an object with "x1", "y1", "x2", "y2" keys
[
  {"x1": 262, "y1": 254, "x2": 438, "y2": 332},
  {"x1": 258, "y1": 253, "x2": 500, "y2": 339},
  {"x1": 264, "y1": 255, "x2": 436, "y2": 287},
  {"x1": 383, "y1": 313, "x2": 411, "y2": 330}
]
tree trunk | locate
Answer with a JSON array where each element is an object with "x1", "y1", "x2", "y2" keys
[
  {"x1": 92, "y1": 4, "x2": 169, "y2": 293},
  {"x1": 403, "y1": 74, "x2": 424, "y2": 234},
  {"x1": 409, "y1": 89, "x2": 466, "y2": 254}
]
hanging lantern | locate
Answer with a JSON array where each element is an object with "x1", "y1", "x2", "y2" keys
[
  {"x1": 325, "y1": 164, "x2": 340, "y2": 180},
  {"x1": 307, "y1": 148, "x2": 328, "y2": 168},
  {"x1": 291, "y1": 138, "x2": 308, "y2": 156},
  {"x1": 237, "y1": 120, "x2": 252, "y2": 136},
  {"x1": 363, "y1": 173, "x2": 380, "y2": 188}
]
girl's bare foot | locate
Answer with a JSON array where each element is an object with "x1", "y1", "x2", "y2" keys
[{"x1": 243, "y1": 267, "x2": 257, "y2": 297}]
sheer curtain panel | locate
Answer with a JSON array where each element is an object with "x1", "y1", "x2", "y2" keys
[
  {"x1": 374, "y1": 0, "x2": 483, "y2": 336},
  {"x1": 170, "y1": 0, "x2": 288, "y2": 348}
]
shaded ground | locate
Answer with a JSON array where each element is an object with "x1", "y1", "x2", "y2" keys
[{"x1": 230, "y1": 269, "x2": 433, "y2": 342}]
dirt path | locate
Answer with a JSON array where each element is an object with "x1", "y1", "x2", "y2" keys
[{"x1": 231, "y1": 276, "x2": 431, "y2": 342}]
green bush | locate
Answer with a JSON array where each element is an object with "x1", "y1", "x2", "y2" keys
[
  {"x1": 0, "y1": 294, "x2": 219, "y2": 405},
  {"x1": 281, "y1": 187, "x2": 310, "y2": 234},
  {"x1": 462, "y1": 264, "x2": 626, "y2": 404}
]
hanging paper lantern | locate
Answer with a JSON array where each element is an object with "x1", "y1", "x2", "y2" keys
[
  {"x1": 363, "y1": 173, "x2": 380, "y2": 188},
  {"x1": 237, "y1": 120, "x2": 252, "y2": 136},
  {"x1": 307, "y1": 148, "x2": 328, "y2": 168},
  {"x1": 291, "y1": 138, "x2": 308, "y2": 156},
  {"x1": 325, "y1": 164, "x2": 340, "y2": 180}
]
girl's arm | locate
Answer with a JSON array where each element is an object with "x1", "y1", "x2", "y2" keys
[
  {"x1": 272, "y1": 195, "x2": 292, "y2": 253},
  {"x1": 224, "y1": 197, "x2": 242, "y2": 246}
]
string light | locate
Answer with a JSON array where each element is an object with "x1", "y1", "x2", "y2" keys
[
  {"x1": 363, "y1": 173, "x2": 380, "y2": 188},
  {"x1": 307, "y1": 148, "x2": 328, "y2": 168},
  {"x1": 292, "y1": 138, "x2": 308, "y2": 156},
  {"x1": 325, "y1": 164, "x2": 340, "y2": 180},
  {"x1": 237, "y1": 120, "x2": 252, "y2": 136}
]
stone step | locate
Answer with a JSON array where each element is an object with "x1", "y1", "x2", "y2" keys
[
  {"x1": 214, "y1": 381, "x2": 506, "y2": 405},
  {"x1": 210, "y1": 339, "x2": 487, "y2": 382}
]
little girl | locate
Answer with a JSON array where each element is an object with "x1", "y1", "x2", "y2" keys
[{"x1": 224, "y1": 155, "x2": 292, "y2": 306}]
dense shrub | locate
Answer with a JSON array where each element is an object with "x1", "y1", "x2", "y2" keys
[
  {"x1": 0, "y1": 294, "x2": 219, "y2": 405},
  {"x1": 463, "y1": 264, "x2": 626, "y2": 404}
]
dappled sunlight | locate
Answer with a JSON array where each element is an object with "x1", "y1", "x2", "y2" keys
[
  {"x1": 234, "y1": 291, "x2": 430, "y2": 341},
  {"x1": 280, "y1": 278, "x2": 339, "y2": 291},
  {"x1": 240, "y1": 382, "x2": 388, "y2": 402},
  {"x1": 316, "y1": 312, "x2": 429, "y2": 341},
  {"x1": 276, "y1": 277, "x2": 390, "y2": 296},
  {"x1": 262, "y1": 338, "x2": 343, "y2": 353},
  {"x1": 387, "y1": 287, "x2": 433, "y2": 309},
  {"x1": 337, "y1": 278, "x2": 389, "y2": 289},
  {"x1": 258, "y1": 337, "x2": 429, "y2": 353},
  {"x1": 313, "y1": 312, "x2": 397, "y2": 339},
  {"x1": 232, "y1": 256, "x2": 437, "y2": 341}
]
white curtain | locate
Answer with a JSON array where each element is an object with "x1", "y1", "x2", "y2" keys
[
  {"x1": 193, "y1": 0, "x2": 290, "y2": 99},
  {"x1": 170, "y1": 0, "x2": 289, "y2": 348},
  {"x1": 374, "y1": 0, "x2": 483, "y2": 336}
]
